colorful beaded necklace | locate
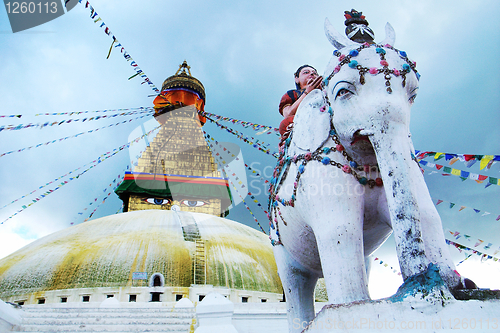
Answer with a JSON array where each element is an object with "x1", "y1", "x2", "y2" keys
[
  {"x1": 268, "y1": 44, "x2": 420, "y2": 246},
  {"x1": 324, "y1": 42, "x2": 420, "y2": 93}
]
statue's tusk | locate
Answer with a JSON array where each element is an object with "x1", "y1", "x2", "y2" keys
[{"x1": 357, "y1": 129, "x2": 374, "y2": 136}]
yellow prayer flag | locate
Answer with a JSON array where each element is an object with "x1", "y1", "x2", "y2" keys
[
  {"x1": 451, "y1": 168, "x2": 461, "y2": 176},
  {"x1": 434, "y1": 152, "x2": 444, "y2": 160},
  {"x1": 480, "y1": 155, "x2": 494, "y2": 170}
]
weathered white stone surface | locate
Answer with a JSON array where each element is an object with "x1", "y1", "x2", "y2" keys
[
  {"x1": 11, "y1": 304, "x2": 196, "y2": 332},
  {"x1": 195, "y1": 292, "x2": 238, "y2": 333},
  {"x1": 99, "y1": 297, "x2": 121, "y2": 308},
  {"x1": 0, "y1": 299, "x2": 22, "y2": 332},
  {"x1": 303, "y1": 267, "x2": 500, "y2": 332},
  {"x1": 233, "y1": 302, "x2": 289, "y2": 333},
  {"x1": 175, "y1": 297, "x2": 194, "y2": 308},
  {"x1": 303, "y1": 298, "x2": 500, "y2": 332},
  {"x1": 270, "y1": 17, "x2": 464, "y2": 333}
]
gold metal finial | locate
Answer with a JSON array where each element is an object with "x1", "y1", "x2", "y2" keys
[{"x1": 175, "y1": 60, "x2": 192, "y2": 76}]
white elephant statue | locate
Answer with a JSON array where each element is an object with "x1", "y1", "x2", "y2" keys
[{"x1": 268, "y1": 18, "x2": 463, "y2": 332}]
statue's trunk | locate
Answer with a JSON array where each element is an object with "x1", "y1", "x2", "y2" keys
[{"x1": 369, "y1": 124, "x2": 430, "y2": 280}]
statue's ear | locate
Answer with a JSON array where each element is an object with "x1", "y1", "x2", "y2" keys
[{"x1": 291, "y1": 90, "x2": 331, "y2": 151}]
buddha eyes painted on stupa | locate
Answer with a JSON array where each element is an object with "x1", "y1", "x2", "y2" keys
[
  {"x1": 144, "y1": 198, "x2": 171, "y2": 205},
  {"x1": 142, "y1": 197, "x2": 209, "y2": 208},
  {"x1": 181, "y1": 200, "x2": 207, "y2": 207}
]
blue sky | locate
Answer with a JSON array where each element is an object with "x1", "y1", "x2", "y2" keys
[{"x1": 0, "y1": 0, "x2": 498, "y2": 298}]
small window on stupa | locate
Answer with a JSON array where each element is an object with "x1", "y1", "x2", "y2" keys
[{"x1": 153, "y1": 276, "x2": 162, "y2": 286}]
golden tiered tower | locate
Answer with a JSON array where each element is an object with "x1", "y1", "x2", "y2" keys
[{"x1": 115, "y1": 61, "x2": 232, "y2": 216}]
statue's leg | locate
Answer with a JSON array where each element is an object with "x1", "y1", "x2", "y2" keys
[
  {"x1": 310, "y1": 196, "x2": 370, "y2": 305},
  {"x1": 412, "y1": 174, "x2": 461, "y2": 289},
  {"x1": 273, "y1": 245, "x2": 319, "y2": 333}
]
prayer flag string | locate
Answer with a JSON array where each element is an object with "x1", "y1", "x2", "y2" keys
[
  {"x1": 1, "y1": 113, "x2": 151, "y2": 158},
  {"x1": 204, "y1": 114, "x2": 279, "y2": 157},
  {"x1": 203, "y1": 131, "x2": 267, "y2": 234},
  {"x1": 433, "y1": 198, "x2": 499, "y2": 220},
  {"x1": 445, "y1": 238, "x2": 500, "y2": 264},
  {"x1": 446, "y1": 230, "x2": 500, "y2": 255},
  {"x1": 0, "y1": 109, "x2": 152, "y2": 132},
  {"x1": 419, "y1": 160, "x2": 499, "y2": 187},
  {"x1": 0, "y1": 114, "x2": 22, "y2": 118},
  {"x1": 201, "y1": 111, "x2": 280, "y2": 135},
  {"x1": 204, "y1": 131, "x2": 270, "y2": 216},
  {"x1": 0, "y1": 125, "x2": 161, "y2": 224},
  {"x1": 34, "y1": 107, "x2": 154, "y2": 116},
  {"x1": 77, "y1": 166, "x2": 129, "y2": 224},
  {"x1": 416, "y1": 151, "x2": 499, "y2": 171},
  {"x1": 79, "y1": 0, "x2": 160, "y2": 94},
  {"x1": 373, "y1": 257, "x2": 401, "y2": 276}
]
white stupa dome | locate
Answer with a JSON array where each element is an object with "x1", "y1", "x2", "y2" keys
[{"x1": 0, "y1": 210, "x2": 281, "y2": 302}]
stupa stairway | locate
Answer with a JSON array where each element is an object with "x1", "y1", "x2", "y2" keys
[
  {"x1": 177, "y1": 211, "x2": 206, "y2": 286},
  {"x1": 15, "y1": 306, "x2": 196, "y2": 332}
]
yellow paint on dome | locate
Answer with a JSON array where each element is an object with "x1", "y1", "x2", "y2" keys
[{"x1": 0, "y1": 210, "x2": 282, "y2": 299}]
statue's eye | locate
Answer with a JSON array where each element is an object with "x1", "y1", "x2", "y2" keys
[
  {"x1": 145, "y1": 198, "x2": 170, "y2": 205},
  {"x1": 409, "y1": 94, "x2": 417, "y2": 104},
  {"x1": 335, "y1": 88, "x2": 352, "y2": 99},
  {"x1": 181, "y1": 200, "x2": 207, "y2": 207}
]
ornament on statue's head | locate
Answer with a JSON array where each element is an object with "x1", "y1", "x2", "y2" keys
[{"x1": 344, "y1": 9, "x2": 375, "y2": 44}]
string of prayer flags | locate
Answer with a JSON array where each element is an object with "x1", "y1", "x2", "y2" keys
[
  {"x1": 79, "y1": 0, "x2": 160, "y2": 94},
  {"x1": 115, "y1": 203, "x2": 124, "y2": 214},
  {"x1": 447, "y1": 230, "x2": 500, "y2": 254},
  {"x1": 432, "y1": 198, "x2": 498, "y2": 219},
  {"x1": 0, "y1": 109, "x2": 152, "y2": 132},
  {"x1": 34, "y1": 107, "x2": 153, "y2": 117},
  {"x1": 373, "y1": 257, "x2": 401, "y2": 276},
  {"x1": 415, "y1": 151, "x2": 499, "y2": 170},
  {"x1": 0, "y1": 125, "x2": 160, "y2": 224},
  {"x1": 419, "y1": 160, "x2": 499, "y2": 186},
  {"x1": 1, "y1": 113, "x2": 151, "y2": 158},
  {"x1": 0, "y1": 148, "x2": 125, "y2": 225},
  {"x1": 204, "y1": 131, "x2": 269, "y2": 215},
  {"x1": 203, "y1": 131, "x2": 267, "y2": 234},
  {"x1": 88, "y1": 133, "x2": 161, "y2": 222},
  {"x1": 204, "y1": 114, "x2": 279, "y2": 157},
  {"x1": 445, "y1": 238, "x2": 500, "y2": 264},
  {"x1": 79, "y1": 170, "x2": 127, "y2": 223},
  {"x1": 0, "y1": 114, "x2": 22, "y2": 118},
  {"x1": 201, "y1": 111, "x2": 280, "y2": 135}
]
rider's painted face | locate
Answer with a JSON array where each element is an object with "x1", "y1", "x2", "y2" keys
[{"x1": 295, "y1": 67, "x2": 318, "y2": 89}]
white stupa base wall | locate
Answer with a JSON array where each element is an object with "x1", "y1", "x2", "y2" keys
[
  {"x1": 303, "y1": 265, "x2": 500, "y2": 333},
  {"x1": 233, "y1": 302, "x2": 288, "y2": 333},
  {"x1": 303, "y1": 298, "x2": 500, "y2": 332}
]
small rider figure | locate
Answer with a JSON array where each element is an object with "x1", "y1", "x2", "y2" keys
[{"x1": 278, "y1": 65, "x2": 323, "y2": 138}]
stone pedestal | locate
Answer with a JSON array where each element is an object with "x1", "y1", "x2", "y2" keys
[
  {"x1": 194, "y1": 292, "x2": 238, "y2": 333},
  {"x1": 303, "y1": 267, "x2": 500, "y2": 332},
  {"x1": 303, "y1": 298, "x2": 500, "y2": 332}
]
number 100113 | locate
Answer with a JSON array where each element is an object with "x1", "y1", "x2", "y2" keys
[{"x1": 5, "y1": 2, "x2": 58, "y2": 14}]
